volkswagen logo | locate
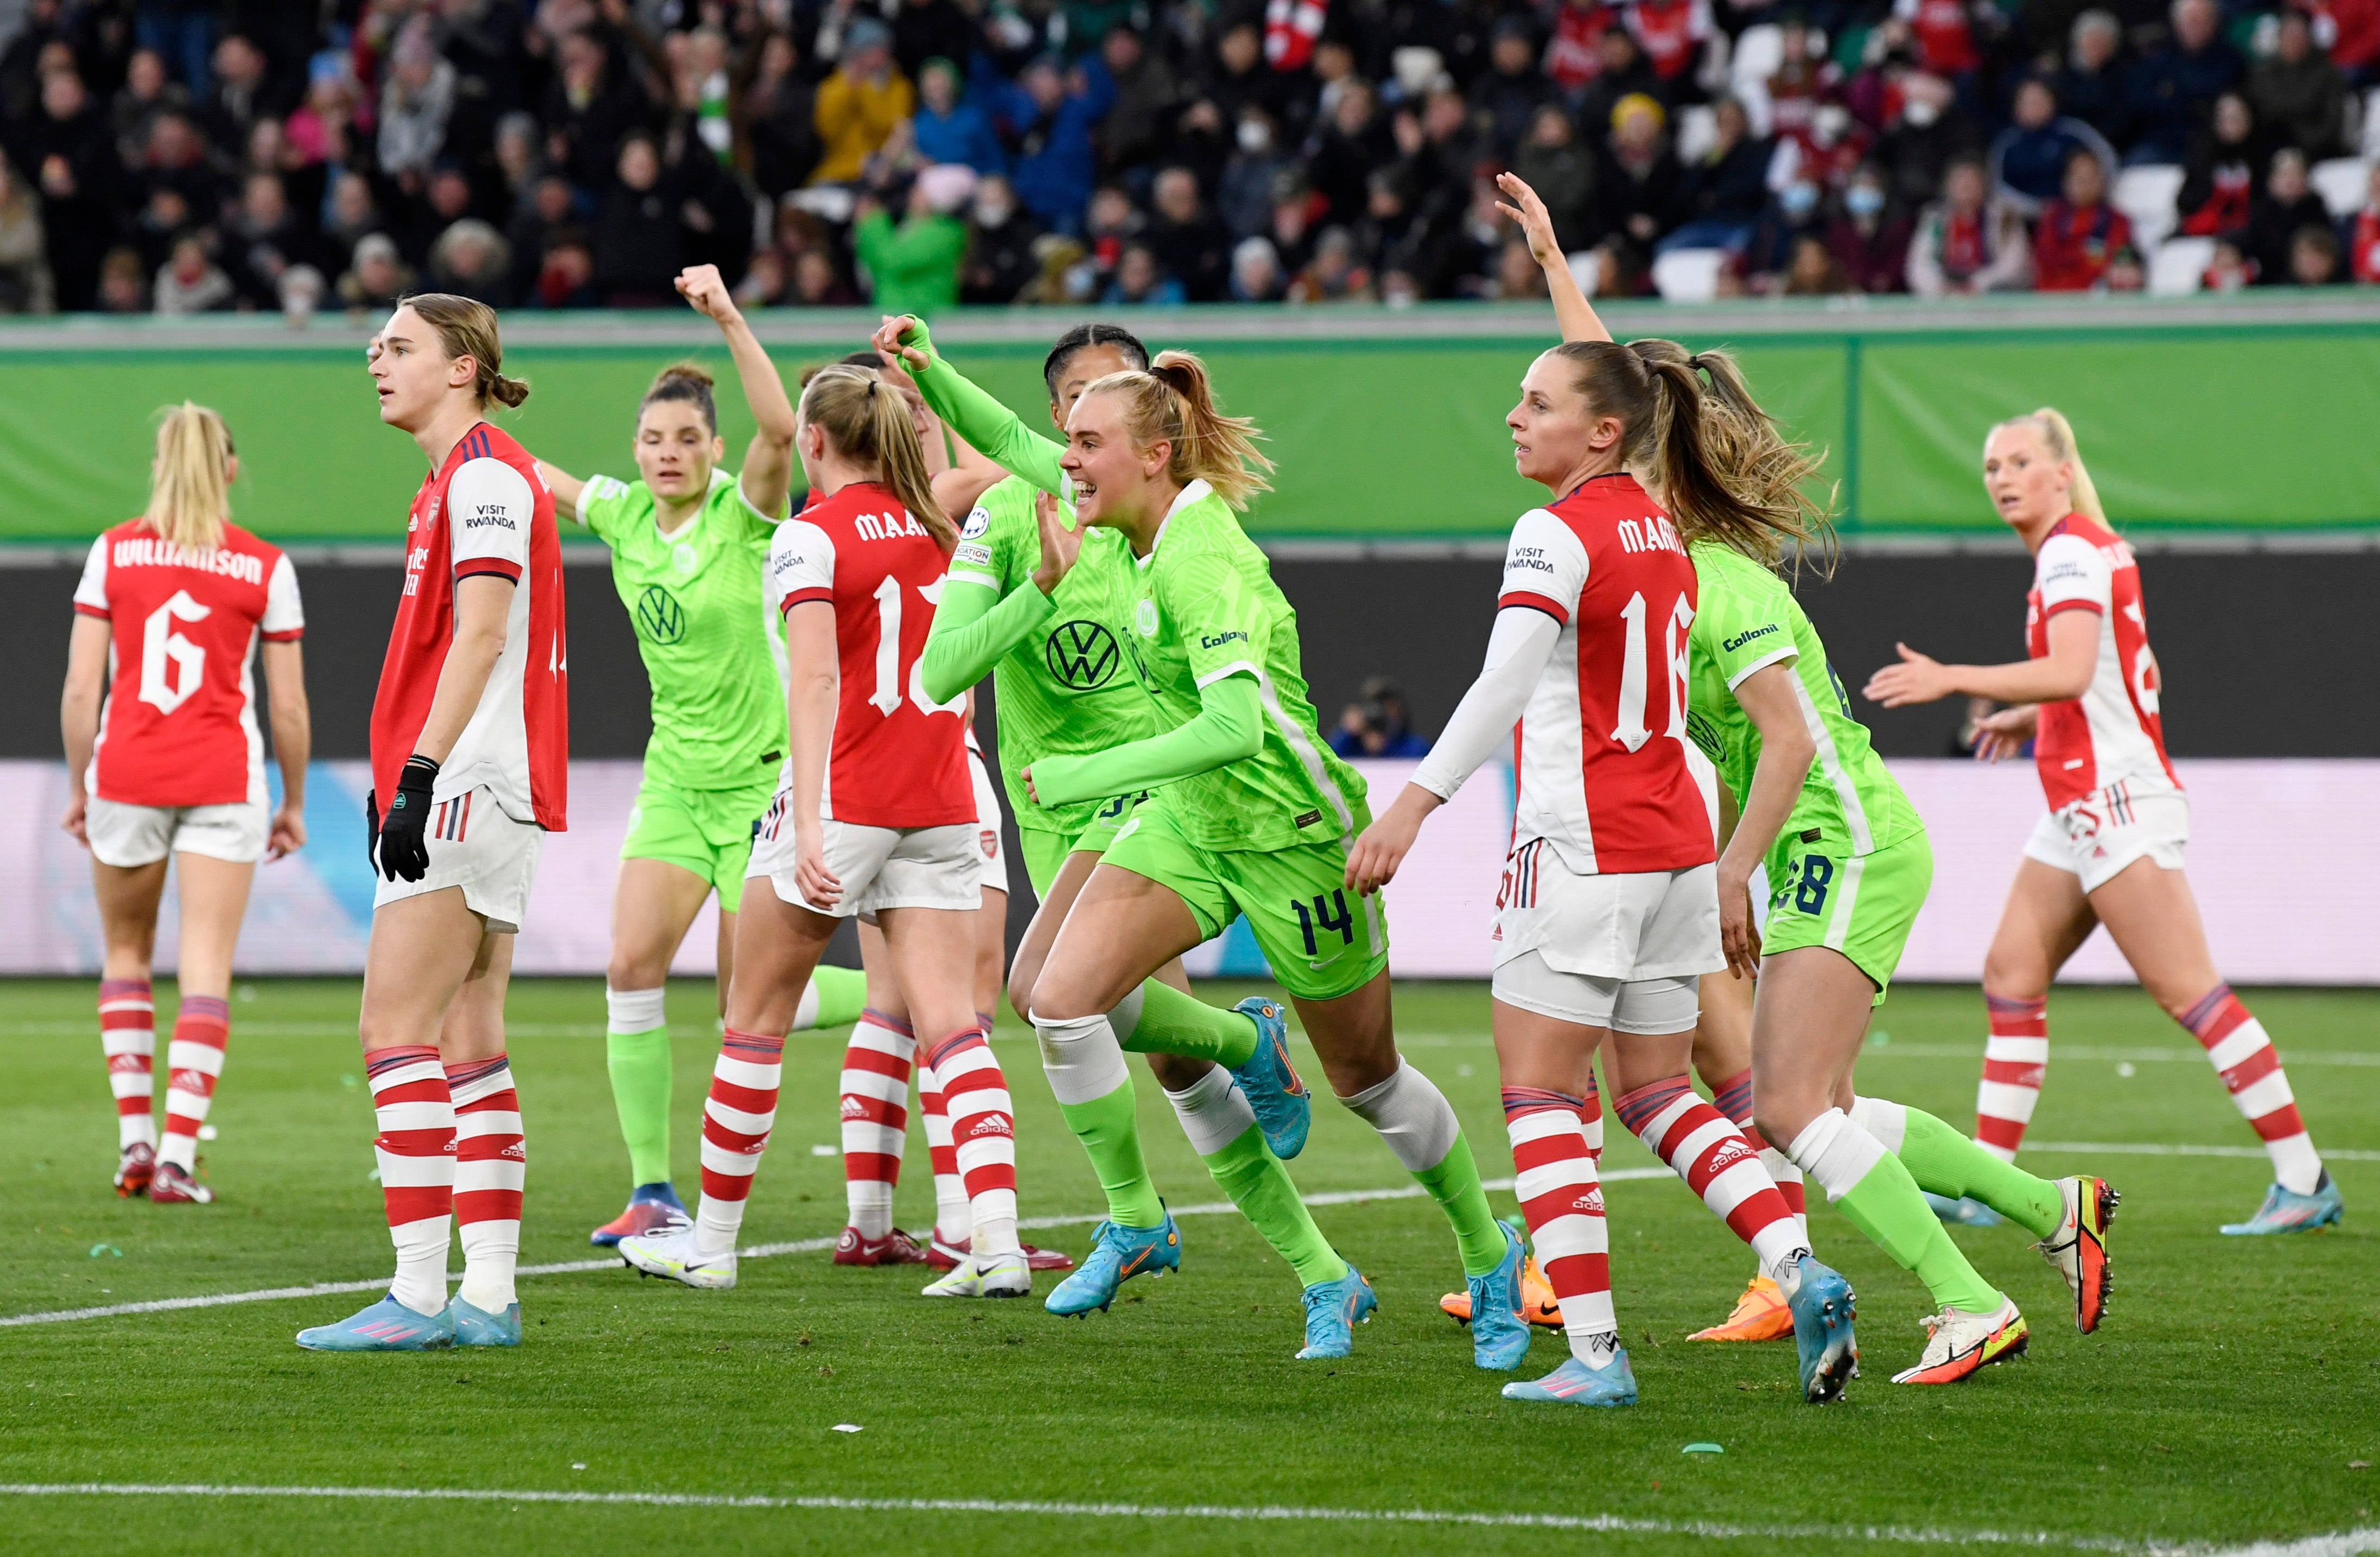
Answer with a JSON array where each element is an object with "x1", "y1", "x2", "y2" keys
[
  {"x1": 1044, "y1": 620, "x2": 1119, "y2": 690},
  {"x1": 635, "y1": 584, "x2": 687, "y2": 645}
]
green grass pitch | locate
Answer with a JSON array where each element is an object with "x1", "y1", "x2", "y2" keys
[{"x1": 3, "y1": 978, "x2": 2374, "y2": 1555}]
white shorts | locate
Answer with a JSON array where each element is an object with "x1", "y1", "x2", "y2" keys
[
  {"x1": 1494, "y1": 846, "x2": 1721, "y2": 980},
  {"x1": 2022, "y1": 781, "x2": 2189, "y2": 895},
  {"x1": 1493, "y1": 950, "x2": 1701, "y2": 1033},
  {"x1": 968, "y1": 748, "x2": 1013, "y2": 899},
  {"x1": 372, "y1": 786, "x2": 544, "y2": 933},
  {"x1": 749, "y1": 811, "x2": 983, "y2": 920},
  {"x1": 86, "y1": 796, "x2": 268, "y2": 868}
]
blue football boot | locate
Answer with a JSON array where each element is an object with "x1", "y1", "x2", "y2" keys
[
  {"x1": 2221, "y1": 1175, "x2": 2344, "y2": 1235},
  {"x1": 1466, "y1": 1220, "x2": 1532, "y2": 1370},
  {"x1": 1779, "y1": 1252, "x2": 1859, "y2": 1403},
  {"x1": 1925, "y1": 1191, "x2": 2003, "y2": 1228},
  {"x1": 1044, "y1": 1209, "x2": 1182, "y2": 1316},
  {"x1": 295, "y1": 1294, "x2": 456, "y2": 1351},
  {"x1": 1296, "y1": 1267, "x2": 1378, "y2": 1360},
  {"x1": 448, "y1": 1296, "x2": 521, "y2": 1347},
  {"x1": 591, "y1": 1181, "x2": 690, "y2": 1247},
  {"x1": 1501, "y1": 1349, "x2": 1638, "y2": 1406},
  {"x1": 1229, "y1": 998, "x2": 1312, "y2": 1160}
]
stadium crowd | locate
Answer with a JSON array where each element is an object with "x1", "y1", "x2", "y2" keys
[{"x1": 3, "y1": 0, "x2": 2378, "y2": 315}]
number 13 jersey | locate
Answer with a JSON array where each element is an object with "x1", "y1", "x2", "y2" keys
[
  {"x1": 1494, "y1": 473, "x2": 1714, "y2": 875},
  {"x1": 768, "y1": 481, "x2": 972, "y2": 828}
]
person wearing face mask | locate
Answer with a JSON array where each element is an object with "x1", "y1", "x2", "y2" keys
[
  {"x1": 1736, "y1": 174, "x2": 1825, "y2": 290},
  {"x1": 1825, "y1": 164, "x2": 1912, "y2": 291},
  {"x1": 1218, "y1": 107, "x2": 1291, "y2": 239},
  {"x1": 1873, "y1": 72, "x2": 1983, "y2": 218},
  {"x1": 960, "y1": 173, "x2": 1045, "y2": 303}
]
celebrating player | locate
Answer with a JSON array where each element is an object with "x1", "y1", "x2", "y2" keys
[
  {"x1": 619, "y1": 363, "x2": 1033, "y2": 1298},
  {"x1": 298, "y1": 296, "x2": 566, "y2": 1351},
  {"x1": 1865, "y1": 410, "x2": 2339, "y2": 1236},
  {"x1": 533, "y1": 267, "x2": 866, "y2": 1250},
  {"x1": 880, "y1": 318, "x2": 1354, "y2": 1336},
  {"x1": 61, "y1": 403, "x2": 310, "y2": 1206}
]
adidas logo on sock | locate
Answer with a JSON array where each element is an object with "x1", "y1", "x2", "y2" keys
[
  {"x1": 966, "y1": 1116, "x2": 1013, "y2": 1139},
  {"x1": 1572, "y1": 1189, "x2": 1605, "y2": 1213},
  {"x1": 1707, "y1": 1139, "x2": 1753, "y2": 1172},
  {"x1": 838, "y1": 1096, "x2": 867, "y2": 1119}
]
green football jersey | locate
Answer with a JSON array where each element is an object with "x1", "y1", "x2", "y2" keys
[
  {"x1": 947, "y1": 474, "x2": 1158, "y2": 837},
  {"x1": 1119, "y1": 484, "x2": 1368, "y2": 854},
  {"x1": 1685, "y1": 540, "x2": 1921, "y2": 873},
  {"x1": 577, "y1": 468, "x2": 788, "y2": 790}
]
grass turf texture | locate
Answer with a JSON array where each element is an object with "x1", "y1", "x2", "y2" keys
[{"x1": 2, "y1": 978, "x2": 2373, "y2": 1555}]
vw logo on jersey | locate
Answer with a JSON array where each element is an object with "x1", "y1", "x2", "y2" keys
[
  {"x1": 1135, "y1": 598, "x2": 1159, "y2": 637},
  {"x1": 672, "y1": 541, "x2": 698, "y2": 574},
  {"x1": 635, "y1": 584, "x2": 688, "y2": 645},
  {"x1": 1045, "y1": 620, "x2": 1119, "y2": 690}
]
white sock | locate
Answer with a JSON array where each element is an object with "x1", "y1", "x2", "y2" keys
[
  {"x1": 1032, "y1": 1009, "x2": 1131, "y2": 1105},
  {"x1": 1338, "y1": 1060, "x2": 1459, "y2": 1172},
  {"x1": 1163, "y1": 1064, "x2": 1258, "y2": 1156},
  {"x1": 1785, "y1": 1108, "x2": 1888, "y2": 1202}
]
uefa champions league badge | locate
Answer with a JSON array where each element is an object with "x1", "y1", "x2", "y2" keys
[
  {"x1": 1136, "y1": 598, "x2": 1159, "y2": 637},
  {"x1": 962, "y1": 506, "x2": 991, "y2": 540}
]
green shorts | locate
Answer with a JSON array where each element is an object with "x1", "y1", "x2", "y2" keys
[
  {"x1": 1762, "y1": 828, "x2": 1933, "y2": 1006},
  {"x1": 1100, "y1": 791, "x2": 1390, "y2": 1003},
  {"x1": 1019, "y1": 789, "x2": 1153, "y2": 899},
  {"x1": 622, "y1": 774, "x2": 779, "y2": 901}
]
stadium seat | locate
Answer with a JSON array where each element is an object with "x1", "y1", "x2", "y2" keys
[
  {"x1": 1675, "y1": 104, "x2": 1721, "y2": 165},
  {"x1": 2311, "y1": 157, "x2": 2369, "y2": 219},
  {"x1": 1567, "y1": 250, "x2": 1603, "y2": 298},
  {"x1": 2149, "y1": 235, "x2": 2215, "y2": 295},
  {"x1": 2115, "y1": 165, "x2": 2185, "y2": 252},
  {"x1": 1652, "y1": 248, "x2": 1728, "y2": 302}
]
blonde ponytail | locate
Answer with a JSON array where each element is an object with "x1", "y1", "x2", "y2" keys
[
  {"x1": 143, "y1": 402, "x2": 234, "y2": 552},
  {"x1": 1993, "y1": 406, "x2": 2107, "y2": 525},
  {"x1": 1081, "y1": 350, "x2": 1272, "y2": 511},
  {"x1": 798, "y1": 363, "x2": 953, "y2": 549}
]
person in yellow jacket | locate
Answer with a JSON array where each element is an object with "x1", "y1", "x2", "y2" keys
[{"x1": 811, "y1": 18, "x2": 914, "y2": 183}]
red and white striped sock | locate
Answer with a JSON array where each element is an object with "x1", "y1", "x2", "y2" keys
[
  {"x1": 1615, "y1": 1076, "x2": 1805, "y2": 1280},
  {"x1": 2179, "y1": 985, "x2": 2324, "y2": 1195},
  {"x1": 839, "y1": 1010, "x2": 915, "y2": 1238},
  {"x1": 918, "y1": 1058, "x2": 972, "y2": 1246},
  {"x1": 158, "y1": 994, "x2": 230, "y2": 1174},
  {"x1": 99, "y1": 979, "x2": 156, "y2": 1152},
  {"x1": 1976, "y1": 994, "x2": 2048, "y2": 1162},
  {"x1": 366, "y1": 1044, "x2": 455, "y2": 1316},
  {"x1": 695, "y1": 1027, "x2": 785, "y2": 1258},
  {"x1": 926, "y1": 1029, "x2": 1017, "y2": 1257},
  {"x1": 1713, "y1": 1065, "x2": 1808, "y2": 1248},
  {"x1": 448, "y1": 1054, "x2": 524, "y2": 1313},
  {"x1": 1504, "y1": 1087, "x2": 1619, "y2": 1367}
]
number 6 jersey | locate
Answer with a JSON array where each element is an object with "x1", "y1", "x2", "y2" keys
[{"x1": 74, "y1": 519, "x2": 304, "y2": 807}]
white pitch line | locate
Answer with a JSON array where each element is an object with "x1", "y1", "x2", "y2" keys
[
  {"x1": 1859, "y1": 1043, "x2": 2380, "y2": 1069},
  {"x1": 2025, "y1": 1141, "x2": 2380, "y2": 1162},
  {"x1": 0, "y1": 1171, "x2": 1673, "y2": 1330}
]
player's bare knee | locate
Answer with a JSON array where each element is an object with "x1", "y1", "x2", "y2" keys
[{"x1": 1980, "y1": 946, "x2": 2050, "y2": 1004}]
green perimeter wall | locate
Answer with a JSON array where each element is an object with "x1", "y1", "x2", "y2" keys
[{"x1": 5, "y1": 321, "x2": 2377, "y2": 544}]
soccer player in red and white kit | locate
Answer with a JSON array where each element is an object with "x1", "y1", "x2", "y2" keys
[
  {"x1": 296, "y1": 295, "x2": 567, "y2": 1352},
  {"x1": 1348, "y1": 338, "x2": 1851, "y2": 1408},
  {"x1": 61, "y1": 403, "x2": 311, "y2": 1205},
  {"x1": 1866, "y1": 409, "x2": 2339, "y2": 1235},
  {"x1": 620, "y1": 363, "x2": 1031, "y2": 1298}
]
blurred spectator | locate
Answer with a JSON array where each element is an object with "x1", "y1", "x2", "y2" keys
[
  {"x1": 737, "y1": 34, "x2": 820, "y2": 197},
  {"x1": 2247, "y1": 10, "x2": 2348, "y2": 159},
  {"x1": 1305, "y1": 77, "x2": 1391, "y2": 227},
  {"x1": 960, "y1": 173, "x2": 1042, "y2": 302},
  {"x1": 13, "y1": 68, "x2": 122, "y2": 309},
  {"x1": 855, "y1": 170, "x2": 969, "y2": 314},
  {"x1": 1781, "y1": 231, "x2": 1855, "y2": 293},
  {"x1": 2122, "y1": 0, "x2": 2242, "y2": 165},
  {"x1": 153, "y1": 231, "x2": 232, "y2": 312},
  {"x1": 1893, "y1": 0, "x2": 1983, "y2": 80},
  {"x1": 338, "y1": 231, "x2": 413, "y2": 311},
  {"x1": 791, "y1": 247, "x2": 861, "y2": 306},
  {"x1": 1328, "y1": 678, "x2": 1429, "y2": 758},
  {"x1": 2051, "y1": 11, "x2": 2127, "y2": 144},
  {"x1": 2345, "y1": 161, "x2": 2380, "y2": 283},
  {"x1": 1873, "y1": 73, "x2": 1983, "y2": 218},
  {"x1": 892, "y1": 0, "x2": 975, "y2": 84},
  {"x1": 378, "y1": 22, "x2": 457, "y2": 179},
  {"x1": 1494, "y1": 237, "x2": 1549, "y2": 297},
  {"x1": 1144, "y1": 165, "x2": 1230, "y2": 300},
  {"x1": 2104, "y1": 244, "x2": 2146, "y2": 291},
  {"x1": 1579, "y1": 232, "x2": 1652, "y2": 296},
  {"x1": 97, "y1": 245, "x2": 148, "y2": 310},
  {"x1": 2307, "y1": 0, "x2": 2380, "y2": 84},
  {"x1": 430, "y1": 219, "x2": 515, "y2": 305},
  {"x1": 1472, "y1": 20, "x2": 1556, "y2": 155},
  {"x1": 912, "y1": 57, "x2": 1001, "y2": 173},
  {"x1": 1827, "y1": 164, "x2": 1912, "y2": 291},
  {"x1": 979, "y1": 53, "x2": 1115, "y2": 232},
  {"x1": 0, "y1": 152, "x2": 54, "y2": 311},
  {"x1": 2177, "y1": 92, "x2": 2263, "y2": 236},
  {"x1": 285, "y1": 56, "x2": 357, "y2": 168},
  {"x1": 544, "y1": 30, "x2": 656, "y2": 193},
  {"x1": 1230, "y1": 234, "x2": 1285, "y2": 299},
  {"x1": 200, "y1": 34, "x2": 277, "y2": 152},
  {"x1": 2248, "y1": 148, "x2": 2333, "y2": 282},
  {"x1": 1512, "y1": 104, "x2": 1597, "y2": 250},
  {"x1": 1990, "y1": 76, "x2": 2116, "y2": 215},
  {"x1": 1218, "y1": 106, "x2": 1291, "y2": 239},
  {"x1": 530, "y1": 232, "x2": 599, "y2": 308},
  {"x1": 1545, "y1": 0, "x2": 1618, "y2": 95},
  {"x1": 1104, "y1": 240, "x2": 1184, "y2": 303},
  {"x1": 814, "y1": 18, "x2": 913, "y2": 184},
  {"x1": 1592, "y1": 94, "x2": 1685, "y2": 251},
  {"x1": 1098, "y1": 27, "x2": 1183, "y2": 177},
  {"x1": 222, "y1": 169, "x2": 316, "y2": 305},
  {"x1": 1907, "y1": 154, "x2": 2032, "y2": 293},
  {"x1": 1289, "y1": 225, "x2": 1373, "y2": 301},
  {"x1": 1082, "y1": 181, "x2": 1141, "y2": 285},
  {"x1": 2033, "y1": 146, "x2": 2133, "y2": 289},
  {"x1": 594, "y1": 131, "x2": 683, "y2": 304},
  {"x1": 1625, "y1": 0, "x2": 1714, "y2": 95},
  {"x1": 1738, "y1": 173, "x2": 1825, "y2": 286},
  {"x1": 2203, "y1": 232, "x2": 2254, "y2": 289},
  {"x1": 1577, "y1": 29, "x2": 1664, "y2": 145},
  {"x1": 2288, "y1": 222, "x2": 2342, "y2": 283},
  {"x1": 111, "y1": 48, "x2": 187, "y2": 165},
  {"x1": 1664, "y1": 94, "x2": 1768, "y2": 253}
]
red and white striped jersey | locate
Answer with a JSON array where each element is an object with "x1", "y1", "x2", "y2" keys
[
  {"x1": 371, "y1": 422, "x2": 569, "y2": 831},
  {"x1": 2026, "y1": 513, "x2": 2178, "y2": 810},
  {"x1": 73, "y1": 520, "x2": 303, "y2": 808},
  {"x1": 1497, "y1": 474, "x2": 1715, "y2": 875},
  {"x1": 766, "y1": 480, "x2": 971, "y2": 829}
]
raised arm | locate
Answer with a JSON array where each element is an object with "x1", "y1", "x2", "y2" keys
[
  {"x1": 679, "y1": 263, "x2": 798, "y2": 520},
  {"x1": 872, "y1": 315, "x2": 1070, "y2": 496},
  {"x1": 536, "y1": 461, "x2": 589, "y2": 524},
  {"x1": 1497, "y1": 171, "x2": 1611, "y2": 345},
  {"x1": 920, "y1": 488, "x2": 1078, "y2": 703}
]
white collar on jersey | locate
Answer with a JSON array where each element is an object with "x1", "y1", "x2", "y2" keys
[{"x1": 1142, "y1": 478, "x2": 1214, "y2": 566}]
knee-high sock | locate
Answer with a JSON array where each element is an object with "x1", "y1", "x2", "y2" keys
[
  {"x1": 604, "y1": 985, "x2": 671, "y2": 1188},
  {"x1": 367, "y1": 1044, "x2": 455, "y2": 1316},
  {"x1": 1852, "y1": 1094, "x2": 2064, "y2": 1237},
  {"x1": 158, "y1": 994, "x2": 229, "y2": 1174},
  {"x1": 693, "y1": 1027, "x2": 785, "y2": 1257},
  {"x1": 1165, "y1": 1067, "x2": 1347, "y2": 1287},
  {"x1": 101, "y1": 978, "x2": 156, "y2": 1152},
  {"x1": 1975, "y1": 995, "x2": 2048, "y2": 1162},
  {"x1": 839, "y1": 1010, "x2": 915, "y2": 1237},
  {"x1": 449, "y1": 1054, "x2": 524, "y2": 1312},
  {"x1": 928, "y1": 1028, "x2": 1019, "y2": 1256},
  {"x1": 1713, "y1": 1065, "x2": 1806, "y2": 1249},
  {"x1": 1112, "y1": 981, "x2": 1258, "y2": 1068},
  {"x1": 1033, "y1": 1009, "x2": 1164, "y2": 1230},
  {"x1": 1341, "y1": 1060, "x2": 1504, "y2": 1277},
  {"x1": 1504, "y1": 1088, "x2": 1619, "y2": 1367},
  {"x1": 1789, "y1": 1108, "x2": 2001, "y2": 1316},
  {"x1": 918, "y1": 1057, "x2": 971, "y2": 1244},
  {"x1": 1615, "y1": 1076, "x2": 1805, "y2": 1280},
  {"x1": 793, "y1": 965, "x2": 869, "y2": 1032},
  {"x1": 2179, "y1": 985, "x2": 2323, "y2": 1195}
]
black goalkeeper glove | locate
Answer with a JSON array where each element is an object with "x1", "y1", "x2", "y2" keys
[{"x1": 374, "y1": 754, "x2": 440, "y2": 883}]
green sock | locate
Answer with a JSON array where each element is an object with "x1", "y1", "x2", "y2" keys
[
  {"x1": 1896, "y1": 1103, "x2": 2065, "y2": 1239},
  {"x1": 1836, "y1": 1151, "x2": 2003, "y2": 1315},
  {"x1": 1057, "y1": 1080, "x2": 1167, "y2": 1229},
  {"x1": 1117, "y1": 980, "x2": 1258, "y2": 1068},
  {"x1": 1416, "y1": 1133, "x2": 1507, "y2": 1278},
  {"x1": 606, "y1": 1026, "x2": 673, "y2": 1186},
  {"x1": 797, "y1": 965, "x2": 869, "y2": 1031},
  {"x1": 1202, "y1": 1124, "x2": 1348, "y2": 1288}
]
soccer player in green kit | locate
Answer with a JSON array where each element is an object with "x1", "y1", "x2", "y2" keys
[
  {"x1": 537, "y1": 264, "x2": 864, "y2": 1246},
  {"x1": 878, "y1": 315, "x2": 1529, "y2": 1367},
  {"x1": 1502, "y1": 175, "x2": 2119, "y2": 1393}
]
